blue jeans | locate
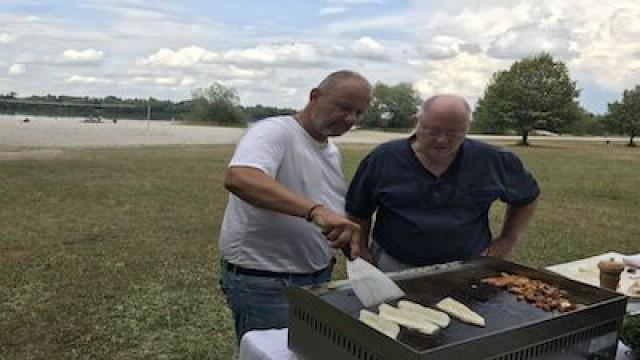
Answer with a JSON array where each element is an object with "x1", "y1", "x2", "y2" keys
[{"x1": 218, "y1": 260, "x2": 332, "y2": 342}]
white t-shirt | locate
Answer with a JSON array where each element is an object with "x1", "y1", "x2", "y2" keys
[{"x1": 218, "y1": 116, "x2": 346, "y2": 273}]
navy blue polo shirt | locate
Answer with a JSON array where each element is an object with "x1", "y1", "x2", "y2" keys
[{"x1": 346, "y1": 137, "x2": 540, "y2": 266}]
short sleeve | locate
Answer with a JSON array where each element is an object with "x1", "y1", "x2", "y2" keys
[
  {"x1": 498, "y1": 151, "x2": 540, "y2": 206},
  {"x1": 345, "y1": 152, "x2": 378, "y2": 218},
  {"x1": 228, "y1": 120, "x2": 288, "y2": 178}
]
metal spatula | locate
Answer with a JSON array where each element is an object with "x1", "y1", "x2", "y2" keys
[{"x1": 344, "y1": 248, "x2": 405, "y2": 308}]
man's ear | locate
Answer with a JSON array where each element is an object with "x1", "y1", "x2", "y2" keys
[{"x1": 309, "y1": 88, "x2": 321, "y2": 102}]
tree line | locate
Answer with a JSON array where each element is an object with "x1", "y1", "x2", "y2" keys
[
  {"x1": 187, "y1": 53, "x2": 637, "y2": 146},
  {"x1": 0, "y1": 92, "x2": 295, "y2": 124},
  {"x1": 0, "y1": 94, "x2": 187, "y2": 120},
  {"x1": 1, "y1": 52, "x2": 638, "y2": 145}
]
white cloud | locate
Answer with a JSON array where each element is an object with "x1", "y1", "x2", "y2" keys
[
  {"x1": 349, "y1": 37, "x2": 390, "y2": 61},
  {"x1": 26, "y1": 15, "x2": 42, "y2": 22},
  {"x1": 568, "y1": 3, "x2": 640, "y2": 91},
  {"x1": 8, "y1": 64, "x2": 25, "y2": 75},
  {"x1": 62, "y1": 49, "x2": 105, "y2": 63},
  {"x1": 137, "y1": 46, "x2": 219, "y2": 67},
  {"x1": 319, "y1": 7, "x2": 347, "y2": 15},
  {"x1": 179, "y1": 76, "x2": 195, "y2": 87},
  {"x1": 608, "y1": 8, "x2": 640, "y2": 42},
  {"x1": 65, "y1": 75, "x2": 112, "y2": 84},
  {"x1": 487, "y1": 23, "x2": 577, "y2": 61},
  {"x1": 154, "y1": 77, "x2": 177, "y2": 85},
  {"x1": 421, "y1": 36, "x2": 464, "y2": 60},
  {"x1": 0, "y1": 13, "x2": 115, "y2": 50},
  {"x1": 213, "y1": 39, "x2": 393, "y2": 67},
  {"x1": 223, "y1": 43, "x2": 322, "y2": 65},
  {"x1": 423, "y1": 3, "x2": 534, "y2": 51},
  {"x1": 225, "y1": 65, "x2": 262, "y2": 78},
  {"x1": 412, "y1": 53, "x2": 509, "y2": 104},
  {"x1": 129, "y1": 75, "x2": 191, "y2": 87},
  {"x1": 0, "y1": 32, "x2": 12, "y2": 44},
  {"x1": 413, "y1": 0, "x2": 640, "y2": 98}
]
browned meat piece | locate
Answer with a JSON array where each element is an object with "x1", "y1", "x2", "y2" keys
[
  {"x1": 481, "y1": 273, "x2": 581, "y2": 313},
  {"x1": 482, "y1": 276, "x2": 513, "y2": 287}
]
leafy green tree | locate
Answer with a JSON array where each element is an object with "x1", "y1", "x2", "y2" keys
[
  {"x1": 361, "y1": 82, "x2": 421, "y2": 129},
  {"x1": 471, "y1": 93, "x2": 511, "y2": 134},
  {"x1": 474, "y1": 53, "x2": 581, "y2": 145},
  {"x1": 605, "y1": 85, "x2": 640, "y2": 146},
  {"x1": 190, "y1": 83, "x2": 246, "y2": 124},
  {"x1": 567, "y1": 109, "x2": 611, "y2": 136}
]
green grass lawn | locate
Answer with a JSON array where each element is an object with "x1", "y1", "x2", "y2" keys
[{"x1": 1, "y1": 141, "x2": 638, "y2": 359}]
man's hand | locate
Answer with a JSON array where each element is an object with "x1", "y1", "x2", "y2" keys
[
  {"x1": 487, "y1": 200, "x2": 538, "y2": 258},
  {"x1": 486, "y1": 234, "x2": 518, "y2": 258},
  {"x1": 310, "y1": 206, "x2": 361, "y2": 259},
  {"x1": 358, "y1": 246, "x2": 375, "y2": 264},
  {"x1": 348, "y1": 215, "x2": 374, "y2": 263}
]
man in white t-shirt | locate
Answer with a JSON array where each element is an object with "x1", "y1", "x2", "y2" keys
[{"x1": 218, "y1": 70, "x2": 372, "y2": 341}]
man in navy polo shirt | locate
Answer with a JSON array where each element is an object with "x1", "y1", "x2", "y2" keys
[{"x1": 346, "y1": 94, "x2": 539, "y2": 271}]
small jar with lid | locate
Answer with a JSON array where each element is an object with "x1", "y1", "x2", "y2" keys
[{"x1": 597, "y1": 259, "x2": 625, "y2": 291}]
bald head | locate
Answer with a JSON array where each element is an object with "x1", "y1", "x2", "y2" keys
[
  {"x1": 418, "y1": 95, "x2": 472, "y2": 125},
  {"x1": 413, "y1": 95, "x2": 470, "y2": 161},
  {"x1": 297, "y1": 70, "x2": 371, "y2": 142},
  {"x1": 317, "y1": 70, "x2": 372, "y2": 94}
]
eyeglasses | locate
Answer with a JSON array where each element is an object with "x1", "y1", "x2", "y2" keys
[{"x1": 419, "y1": 127, "x2": 466, "y2": 139}]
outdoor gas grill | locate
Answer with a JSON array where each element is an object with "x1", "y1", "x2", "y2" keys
[{"x1": 284, "y1": 257, "x2": 628, "y2": 360}]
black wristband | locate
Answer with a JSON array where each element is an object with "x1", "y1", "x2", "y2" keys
[{"x1": 305, "y1": 204, "x2": 323, "y2": 222}]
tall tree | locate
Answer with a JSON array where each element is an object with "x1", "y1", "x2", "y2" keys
[
  {"x1": 190, "y1": 83, "x2": 246, "y2": 124},
  {"x1": 606, "y1": 85, "x2": 640, "y2": 146},
  {"x1": 474, "y1": 53, "x2": 581, "y2": 145},
  {"x1": 361, "y1": 82, "x2": 421, "y2": 129}
]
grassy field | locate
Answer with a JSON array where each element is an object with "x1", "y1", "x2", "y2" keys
[{"x1": 1, "y1": 141, "x2": 639, "y2": 359}]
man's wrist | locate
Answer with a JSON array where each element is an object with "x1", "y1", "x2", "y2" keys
[{"x1": 305, "y1": 204, "x2": 324, "y2": 222}]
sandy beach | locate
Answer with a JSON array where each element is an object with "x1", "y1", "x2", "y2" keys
[
  {"x1": 0, "y1": 114, "x2": 628, "y2": 153},
  {"x1": 0, "y1": 114, "x2": 414, "y2": 150}
]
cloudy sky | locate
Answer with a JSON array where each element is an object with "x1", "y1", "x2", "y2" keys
[{"x1": 1, "y1": 0, "x2": 639, "y2": 113}]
